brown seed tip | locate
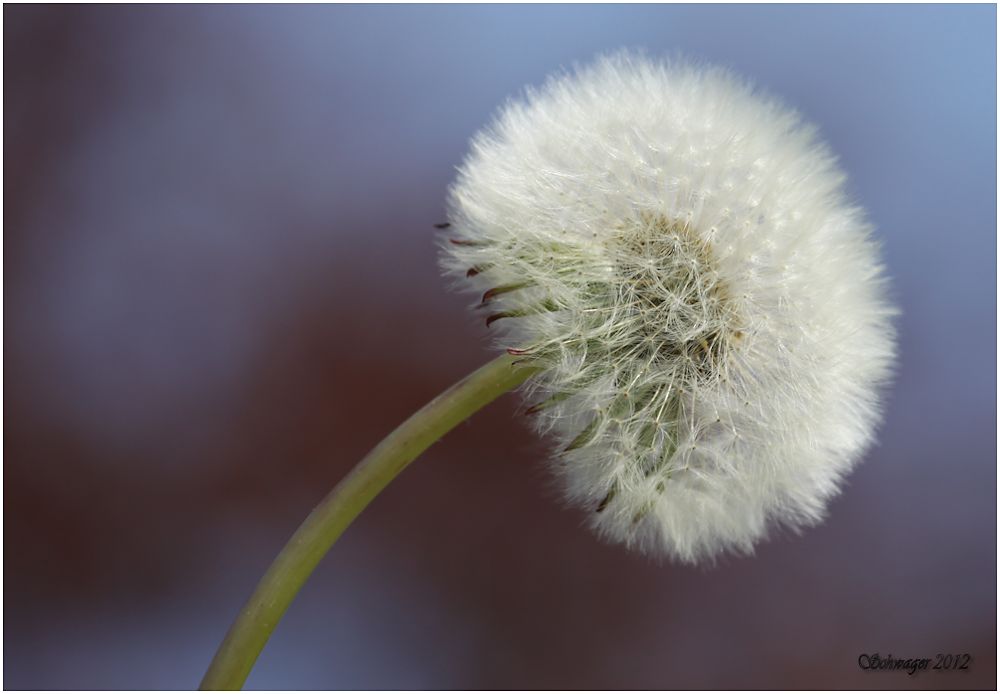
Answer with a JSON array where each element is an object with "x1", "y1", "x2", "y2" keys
[
  {"x1": 485, "y1": 312, "x2": 511, "y2": 327},
  {"x1": 481, "y1": 287, "x2": 502, "y2": 304}
]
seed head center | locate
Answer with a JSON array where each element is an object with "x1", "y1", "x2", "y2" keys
[{"x1": 609, "y1": 215, "x2": 738, "y2": 380}]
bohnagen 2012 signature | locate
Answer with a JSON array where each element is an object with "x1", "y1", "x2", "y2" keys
[{"x1": 858, "y1": 652, "x2": 972, "y2": 676}]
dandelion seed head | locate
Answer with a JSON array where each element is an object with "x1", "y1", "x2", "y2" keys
[{"x1": 440, "y1": 53, "x2": 897, "y2": 563}]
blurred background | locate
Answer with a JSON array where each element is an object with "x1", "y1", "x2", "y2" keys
[{"x1": 4, "y1": 4, "x2": 996, "y2": 690}]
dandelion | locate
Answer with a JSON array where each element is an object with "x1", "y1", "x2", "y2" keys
[
  {"x1": 442, "y1": 53, "x2": 897, "y2": 563},
  {"x1": 202, "y1": 53, "x2": 896, "y2": 688}
]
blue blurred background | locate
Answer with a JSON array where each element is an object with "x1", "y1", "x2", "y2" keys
[{"x1": 5, "y1": 4, "x2": 996, "y2": 689}]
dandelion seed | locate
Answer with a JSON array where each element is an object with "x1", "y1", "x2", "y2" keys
[{"x1": 440, "y1": 53, "x2": 897, "y2": 563}]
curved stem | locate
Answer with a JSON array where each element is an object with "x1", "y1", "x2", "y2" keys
[{"x1": 200, "y1": 353, "x2": 538, "y2": 690}]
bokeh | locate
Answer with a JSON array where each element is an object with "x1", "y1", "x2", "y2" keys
[{"x1": 4, "y1": 4, "x2": 996, "y2": 690}]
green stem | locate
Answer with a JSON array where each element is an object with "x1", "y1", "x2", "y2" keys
[{"x1": 199, "y1": 353, "x2": 538, "y2": 690}]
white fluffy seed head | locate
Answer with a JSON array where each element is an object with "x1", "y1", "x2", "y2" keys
[{"x1": 440, "y1": 53, "x2": 897, "y2": 564}]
